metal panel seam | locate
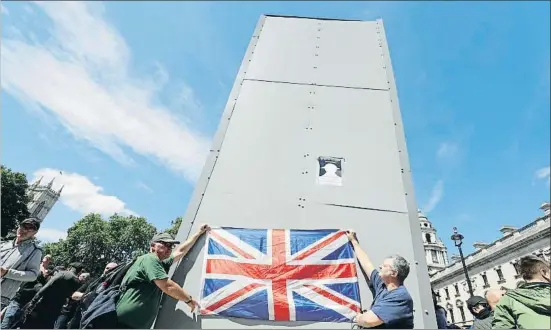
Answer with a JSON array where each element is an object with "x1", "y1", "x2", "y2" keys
[
  {"x1": 377, "y1": 18, "x2": 436, "y2": 328},
  {"x1": 243, "y1": 78, "x2": 389, "y2": 91},
  {"x1": 264, "y1": 14, "x2": 364, "y2": 22}
]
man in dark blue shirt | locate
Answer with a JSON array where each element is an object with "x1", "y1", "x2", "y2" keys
[{"x1": 347, "y1": 231, "x2": 414, "y2": 329}]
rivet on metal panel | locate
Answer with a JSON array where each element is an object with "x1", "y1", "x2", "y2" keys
[
  {"x1": 305, "y1": 171, "x2": 309, "y2": 174},
  {"x1": 415, "y1": 261, "x2": 419, "y2": 265},
  {"x1": 315, "y1": 54, "x2": 319, "y2": 57},
  {"x1": 301, "y1": 206, "x2": 305, "y2": 208},
  {"x1": 425, "y1": 310, "x2": 429, "y2": 315},
  {"x1": 313, "y1": 66, "x2": 318, "y2": 69},
  {"x1": 307, "y1": 153, "x2": 310, "y2": 156},
  {"x1": 309, "y1": 128, "x2": 312, "y2": 130}
]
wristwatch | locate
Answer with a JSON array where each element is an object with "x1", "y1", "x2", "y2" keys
[{"x1": 185, "y1": 296, "x2": 193, "y2": 304}]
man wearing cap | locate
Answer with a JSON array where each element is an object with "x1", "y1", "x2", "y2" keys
[
  {"x1": 1, "y1": 218, "x2": 43, "y2": 310},
  {"x1": 466, "y1": 296, "x2": 494, "y2": 329},
  {"x1": 116, "y1": 224, "x2": 210, "y2": 329},
  {"x1": 21, "y1": 262, "x2": 85, "y2": 328}
]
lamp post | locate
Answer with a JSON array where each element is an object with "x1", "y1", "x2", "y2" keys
[{"x1": 451, "y1": 227, "x2": 474, "y2": 297}]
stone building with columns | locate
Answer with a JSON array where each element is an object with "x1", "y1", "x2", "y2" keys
[{"x1": 429, "y1": 202, "x2": 551, "y2": 326}]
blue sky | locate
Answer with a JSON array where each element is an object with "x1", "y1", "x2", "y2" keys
[{"x1": 1, "y1": 1, "x2": 549, "y2": 255}]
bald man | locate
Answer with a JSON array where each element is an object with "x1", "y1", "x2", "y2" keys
[{"x1": 485, "y1": 288, "x2": 506, "y2": 310}]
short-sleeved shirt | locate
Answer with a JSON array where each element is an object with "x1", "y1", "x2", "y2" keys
[
  {"x1": 116, "y1": 253, "x2": 174, "y2": 329},
  {"x1": 368, "y1": 269, "x2": 414, "y2": 329}
]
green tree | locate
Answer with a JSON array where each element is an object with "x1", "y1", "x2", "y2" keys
[
  {"x1": 164, "y1": 216, "x2": 183, "y2": 238},
  {"x1": 43, "y1": 213, "x2": 158, "y2": 277},
  {"x1": 1, "y1": 165, "x2": 31, "y2": 238}
]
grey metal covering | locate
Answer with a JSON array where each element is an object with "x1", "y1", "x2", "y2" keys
[{"x1": 154, "y1": 15, "x2": 436, "y2": 329}]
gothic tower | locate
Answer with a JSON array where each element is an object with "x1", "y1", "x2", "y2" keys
[
  {"x1": 419, "y1": 209, "x2": 449, "y2": 274},
  {"x1": 26, "y1": 177, "x2": 63, "y2": 223}
]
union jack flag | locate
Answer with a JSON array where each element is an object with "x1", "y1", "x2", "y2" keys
[{"x1": 199, "y1": 227, "x2": 361, "y2": 322}]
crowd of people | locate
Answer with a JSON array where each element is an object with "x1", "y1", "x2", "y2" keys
[
  {"x1": 1, "y1": 218, "x2": 209, "y2": 329},
  {"x1": 1, "y1": 218, "x2": 549, "y2": 329},
  {"x1": 432, "y1": 255, "x2": 550, "y2": 329}
]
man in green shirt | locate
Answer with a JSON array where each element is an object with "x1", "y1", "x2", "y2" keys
[{"x1": 116, "y1": 224, "x2": 210, "y2": 329}]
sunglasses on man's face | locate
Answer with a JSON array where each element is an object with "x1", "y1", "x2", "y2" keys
[
  {"x1": 21, "y1": 224, "x2": 37, "y2": 231},
  {"x1": 158, "y1": 242, "x2": 175, "y2": 249}
]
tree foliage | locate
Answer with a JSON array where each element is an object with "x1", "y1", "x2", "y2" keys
[
  {"x1": 43, "y1": 213, "x2": 158, "y2": 277},
  {"x1": 164, "y1": 216, "x2": 183, "y2": 238},
  {"x1": 1, "y1": 165, "x2": 31, "y2": 238}
]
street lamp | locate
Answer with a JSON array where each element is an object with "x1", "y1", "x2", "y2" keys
[{"x1": 451, "y1": 227, "x2": 474, "y2": 297}]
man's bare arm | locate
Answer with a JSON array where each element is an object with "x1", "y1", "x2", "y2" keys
[
  {"x1": 153, "y1": 278, "x2": 198, "y2": 311},
  {"x1": 347, "y1": 231, "x2": 376, "y2": 276},
  {"x1": 172, "y1": 224, "x2": 210, "y2": 262},
  {"x1": 355, "y1": 311, "x2": 384, "y2": 328}
]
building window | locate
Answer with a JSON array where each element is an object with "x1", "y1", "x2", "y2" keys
[
  {"x1": 459, "y1": 306, "x2": 466, "y2": 322},
  {"x1": 496, "y1": 268, "x2": 506, "y2": 284},
  {"x1": 456, "y1": 300, "x2": 465, "y2": 322},
  {"x1": 431, "y1": 250, "x2": 439, "y2": 263},
  {"x1": 445, "y1": 288, "x2": 450, "y2": 300},
  {"x1": 31, "y1": 201, "x2": 45, "y2": 217},
  {"x1": 448, "y1": 308, "x2": 455, "y2": 323},
  {"x1": 481, "y1": 273, "x2": 490, "y2": 288},
  {"x1": 512, "y1": 261, "x2": 521, "y2": 279},
  {"x1": 425, "y1": 233, "x2": 432, "y2": 243},
  {"x1": 454, "y1": 284, "x2": 460, "y2": 296}
]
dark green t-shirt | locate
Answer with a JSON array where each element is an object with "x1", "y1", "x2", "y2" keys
[{"x1": 116, "y1": 253, "x2": 174, "y2": 329}]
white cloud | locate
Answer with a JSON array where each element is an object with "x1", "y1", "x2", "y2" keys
[
  {"x1": 535, "y1": 166, "x2": 550, "y2": 186},
  {"x1": 423, "y1": 180, "x2": 444, "y2": 213},
  {"x1": 32, "y1": 168, "x2": 136, "y2": 216},
  {"x1": 1, "y1": 3, "x2": 9, "y2": 15},
  {"x1": 1, "y1": 2, "x2": 210, "y2": 182},
  {"x1": 437, "y1": 142, "x2": 459, "y2": 161},
  {"x1": 37, "y1": 228, "x2": 67, "y2": 243},
  {"x1": 136, "y1": 181, "x2": 153, "y2": 193}
]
